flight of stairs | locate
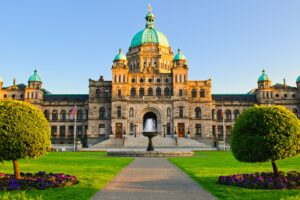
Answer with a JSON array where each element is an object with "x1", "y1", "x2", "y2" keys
[
  {"x1": 124, "y1": 135, "x2": 177, "y2": 148},
  {"x1": 90, "y1": 138, "x2": 124, "y2": 148}
]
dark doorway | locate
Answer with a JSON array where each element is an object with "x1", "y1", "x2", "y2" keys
[
  {"x1": 116, "y1": 123, "x2": 123, "y2": 138},
  {"x1": 177, "y1": 123, "x2": 185, "y2": 137}
]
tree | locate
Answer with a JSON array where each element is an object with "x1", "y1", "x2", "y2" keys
[
  {"x1": 231, "y1": 105, "x2": 300, "y2": 176},
  {"x1": 0, "y1": 100, "x2": 51, "y2": 179}
]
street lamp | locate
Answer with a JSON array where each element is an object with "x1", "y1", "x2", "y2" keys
[
  {"x1": 163, "y1": 124, "x2": 166, "y2": 137},
  {"x1": 134, "y1": 124, "x2": 137, "y2": 138}
]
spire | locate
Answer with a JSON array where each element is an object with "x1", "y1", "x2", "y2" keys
[{"x1": 145, "y1": 4, "x2": 155, "y2": 28}]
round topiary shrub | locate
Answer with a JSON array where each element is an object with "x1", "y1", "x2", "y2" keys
[
  {"x1": 231, "y1": 105, "x2": 300, "y2": 175},
  {"x1": 0, "y1": 100, "x2": 51, "y2": 179}
]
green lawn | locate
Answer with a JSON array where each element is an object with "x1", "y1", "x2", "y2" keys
[
  {"x1": 170, "y1": 151, "x2": 300, "y2": 200},
  {"x1": 0, "y1": 152, "x2": 133, "y2": 200}
]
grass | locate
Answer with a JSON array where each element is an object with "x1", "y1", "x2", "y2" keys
[
  {"x1": 169, "y1": 151, "x2": 300, "y2": 200},
  {"x1": 0, "y1": 152, "x2": 133, "y2": 200}
]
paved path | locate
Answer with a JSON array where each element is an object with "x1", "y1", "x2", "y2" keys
[{"x1": 92, "y1": 158, "x2": 216, "y2": 200}]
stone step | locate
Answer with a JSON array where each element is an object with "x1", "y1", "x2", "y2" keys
[
  {"x1": 91, "y1": 138, "x2": 124, "y2": 148},
  {"x1": 177, "y1": 137, "x2": 212, "y2": 148},
  {"x1": 124, "y1": 135, "x2": 177, "y2": 148}
]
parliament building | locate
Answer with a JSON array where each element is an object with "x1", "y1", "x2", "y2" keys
[{"x1": 1, "y1": 7, "x2": 299, "y2": 147}]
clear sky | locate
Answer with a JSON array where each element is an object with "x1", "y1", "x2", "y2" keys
[{"x1": 0, "y1": 0, "x2": 299, "y2": 94}]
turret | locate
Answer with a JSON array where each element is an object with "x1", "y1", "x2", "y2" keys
[
  {"x1": 172, "y1": 49, "x2": 188, "y2": 96},
  {"x1": 25, "y1": 69, "x2": 43, "y2": 105},
  {"x1": 257, "y1": 69, "x2": 271, "y2": 89},
  {"x1": 112, "y1": 49, "x2": 128, "y2": 97}
]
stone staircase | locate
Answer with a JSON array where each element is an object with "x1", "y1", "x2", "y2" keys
[
  {"x1": 90, "y1": 138, "x2": 124, "y2": 148},
  {"x1": 177, "y1": 137, "x2": 212, "y2": 148},
  {"x1": 124, "y1": 135, "x2": 177, "y2": 148}
]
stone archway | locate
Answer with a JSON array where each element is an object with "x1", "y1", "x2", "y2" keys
[
  {"x1": 143, "y1": 112, "x2": 157, "y2": 131},
  {"x1": 138, "y1": 107, "x2": 162, "y2": 134}
]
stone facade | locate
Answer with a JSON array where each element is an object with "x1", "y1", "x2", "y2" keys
[{"x1": 0, "y1": 7, "x2": 299, "y2": 147}]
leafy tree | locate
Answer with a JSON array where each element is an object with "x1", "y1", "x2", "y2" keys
[
  {"x1": 231, "y1": 105, "x2": 300, "y2": 176},
  {"x1": 0, "y1": 100, "x2": 51, "y2": 179}
]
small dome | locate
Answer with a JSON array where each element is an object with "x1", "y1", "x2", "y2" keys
[
  {"x1": 173, "y1": 49, "x2": 186, "y2": 61},
  {"x1": 258, "y1": 69, "x2": 270, "y2": 82},
  {"x1": 114, "y1": 48, "x2": 126, "y2": 61},
  {"x1": 297, "y1": 75, "x2": 300, "y2": 83},
  {"x1": 28, "y1": 69, "x2": 42, "y2": 82}
]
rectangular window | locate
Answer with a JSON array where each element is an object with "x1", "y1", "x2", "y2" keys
[
  {"x1": 117, "y1": 106, "x2": 122, "y2": 118},
  {"x1": 179, "y1": 106, "x2": 183, "y2": 118},
  {"x1": 118, "y1": 89, "x2": 121, "y2": 96},
  {"x1": 195, "y1": 124, "x2": 201, "y2": 135},
  {"x1": 179, "y1": 89, "x2": 183, "y2": 96}
]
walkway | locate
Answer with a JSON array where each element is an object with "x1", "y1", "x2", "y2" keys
[{"x1": 92, "y1": 158, "x2": 216, "y2": 200}]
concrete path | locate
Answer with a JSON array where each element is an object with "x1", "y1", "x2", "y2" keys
[{"x1": 92, "y1": 158, "x2": 216, "y2": 200}]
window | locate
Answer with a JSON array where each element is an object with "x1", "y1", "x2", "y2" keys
[
  {"x1": 99, "y1": 107, "x2": 106, "y2": 119},
  {"x1": 96, "y1": 89, "x2": 100, "y2": 98},
  {"x1": 129, "y1": 107, "x2": 134, "y2": 118},
  {"x1": 131, "y1": 87, "x2": 136, "y2": 96},
  {"x1": 140, "y1": 78, "x2": 144, "y2": 83},
  {"x1": 148, "y1": 88, "x2": 153, "y2": 96},
  {"x1": 225, "y1": 110, "x2": 232, "y2": 121},
  {"x1": 156, "y1": 87, "x2": 161, "y2": 96},
  {"x1": 68, "y1": 126, "x2": 74, "y2": 135},
  {"x1": 104, "y1": 89, "x2": 110, "y2": 97},
  {"x1": 192, "y1": 89, "x2": 197, "y2": 97},
  {"x1": 132, "y1": 78, "x2": 135, "y2": 83},
  {"x1": 292, "y1": 94, "x2": 296, "y2": 98},
  {"x1": 77, "y1": 110, "x2": 83, "y2": 121},
  {"x1": 179, "y1": 106, "x2": 184, "y2": 118},
  {"x1": 44, "y1": 110, "x2": 50, "y2": 120},
  {"x1": 234, "y1": 110, "x2": 240, "y2": 119},
  {"x1": 4, "y1": 94, "x2": 7, "y2": 98},
  {"x1": 59, "y1": 126, "x2": 66, "y2": 137},
  {"x1": 51, "y1": 126, "x2": 57, "y2": 136},
  {"x1": 156, "y1": 78, "x2": 161, "y2": 83},
  {"x1": 200, "y1": 89, "x2": 205, "y2": 97},
  {"x1": 52, "y1": 110, "x2": 58, "y2": 121},
  {"x1": 212, "y1": 109, "x2": 215, "y2": 120},
  {"x1": 118, "y1": 89, "x2": 121, "y2": 96},
  {"x1": 12, "y1": 94, "x2": 15, "y2": 99},
  {"x1": 130, "y1": 123, "x2": 134, "y2": 135},
  {"x1": 139, "y1": 88, "x2": 144, "y2": 96},
  {"x1": 195, "y1": 124, "x2": 201, "y2": 135},
  {"x1": 217, "y1": 110, "x2": 223, "y2": 121},
  {"x1": 284, "y1": 94, "x2": 288, "y2": 98},
  {"x1": 60, "y1": 110, "x2": 67, "y2": 121},
  {"x1": 195, "y1": 107, "x2": 201, "y2": 118},
  {"x1": 179, "y1": 89, "x2": 183, "y2": 96},
  {"x1": 117, "y1": 106, "x2": 122, "y2": 118},
  {"x1": 164, "y1": 87, "x2": 170, "y2": 96},
  {"x1": 148, "y1": 78, "x2": 152, "y2": 83},
  {"x1": 275, "y1": 94, "x2": 279, "y2": 98},
  {"x1": 165, "y1": 78, "x2": 169, "y2": 83}
]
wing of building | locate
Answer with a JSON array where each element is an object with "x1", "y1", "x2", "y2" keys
[{"x1": 0, "y1": 7, "x2": 299, "y2": 148}]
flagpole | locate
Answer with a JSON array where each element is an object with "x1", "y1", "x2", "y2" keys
[
  {"x1": 222, "y1": 101, "x2": 226, "y2": 151},
  {"x1": 73, "y1": 106, "x2": 77, "y2": 151}
]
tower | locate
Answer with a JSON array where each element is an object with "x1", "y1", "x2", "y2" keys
[
  {"x1": 172, "y1": 49, "x2": 188, "y2": 96},
  {"x1": 25, "y1": 69, "x2": 43, "y2": 105},
  {"x1": 256, "y1": 69, "x2": 273, "y2": 104},
  {"x1": 112, "y1": 48, "x2": 128, "y2": 97}
]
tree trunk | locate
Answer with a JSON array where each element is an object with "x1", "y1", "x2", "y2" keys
[
  {"x1": 13, "y1": 160, "x2": 20, "y2": 179},
  {"x1": 271, "y1": 160, "x2": 279, "y2": 176}
]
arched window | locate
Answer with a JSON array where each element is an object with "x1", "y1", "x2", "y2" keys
[
  {"x1": 167, "y1": 107, "x2": 171, "y2": 118},
  {"x1": 44, "y1": 110, "x2": 50, "y2": 120},
  {"x1": 77, "y1": 110, "x2": 83, "y2": 121},
  {"x1": 139, "y1": 88, "x2": 144, "y2": 96},
  {"x1": 156, "y1": 87, "x2": 161, "y2": 96},
  {"x1": 96, "y1": 89, "x2": 100, "y2": 98},
  {"x1": 212, "y1": 109, "x2": 215, "y2": 120},
  {"x1": 234, "y1": 110, "x2": 240, "y2": 119},
  {"x1": 104, "y1": 89, "x2": 110, "y2": 97},
  {"x1": 131, "y1": 88, "x2": 136, "y2": 96},
  {"x1": 60, "y1": 110, "x2": 67, "y2": 121},
  {"x1": 225, "y1": 110, "x2": 232, "y2": 121},
  {"x1": 195, "y1": 107, "x2": 201, "y2": 118},
  {"x1": 217, "y1": 110, "x2": 223, "y2": 121},
  {"x1": 200, "y1": 89, "x2": 205, "y2": 97},
  {"x1": 129, "y1": 107, "x2": 134, "y2": 118},
  {"x1": 192, "y1": 89, "x2": 197, "y2": 97},
  {"x1": 164, "y1": 87, "x2": 170, "y2": 96},
  {"x1": 148, "y1": 88, "x2": 153, "y2": 96},
  {"x1": 99, "y1": 107, "x2": 106, "y2": 119},
  {"x1": 52, "y1": 110, "x2": 58, "y2": 121}
]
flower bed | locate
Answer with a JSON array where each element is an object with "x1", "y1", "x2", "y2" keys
[
  {"x1": 0, "y1": 171, "x2": 78, "y2": 191},
  {"x1": 219, "y1": 171, "x2": 300, "y2": 189}
]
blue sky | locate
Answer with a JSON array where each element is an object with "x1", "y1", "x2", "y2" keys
[{"x1": 0, "y1": 0, "x2": 299, "y2": 94}]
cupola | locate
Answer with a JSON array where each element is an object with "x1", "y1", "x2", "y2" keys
[
  {"x1": 113, "y1": 48, "x2": 127, "y2": 61},
  {"x1": 28, "y1": 69, "x2": 42, "y2": 82},
  {"x1": 173, "y1": 49, "x2": 186, "y2": 61}
]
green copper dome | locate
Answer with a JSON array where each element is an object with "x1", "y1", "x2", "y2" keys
[
  {"x1": 258, "y1": 69, "x2": 270, "y2": 82},
  {"x1": 296, "y1": 75, "x2": 300, "y2": 83},
  {"x1": 173, "y1": 49, "x2": 186, "y2": 61},
  {"x1": 28, "y1": 69, "x2": 42, "y2": 82},
  {"x1": 114, "y1": 48, "x2": 126, "y2": 61},
  {"x1": 130, "y1": 5, "x2": 169, "y2": 48}
]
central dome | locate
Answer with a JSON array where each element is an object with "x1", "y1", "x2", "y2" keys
[
  {"x1": 129, "y1": 5, "x2": 169, "y2": 48},
  {"x1": 130, "y1": 28, "x2": 169, "y2": 48}
]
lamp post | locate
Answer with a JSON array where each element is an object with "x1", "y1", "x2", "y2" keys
[
  {"x1": 134, "y1": 124, "x2": 137, "y2": 138},
  {"x1": 163, "y1": 124, "x2": 166, "y2": 137}
]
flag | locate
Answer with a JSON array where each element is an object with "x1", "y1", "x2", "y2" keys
[{"x1": 70, "y1": 105, "x2": 77, "y2": 120}]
